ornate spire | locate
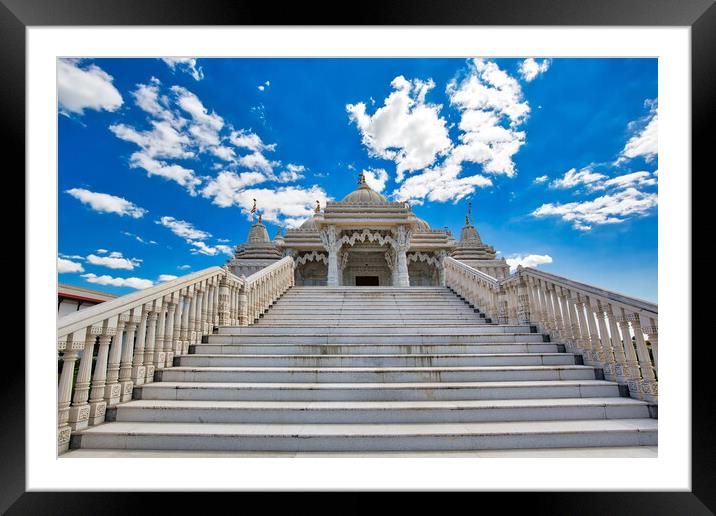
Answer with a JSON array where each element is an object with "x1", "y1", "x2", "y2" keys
[
  {"x1": 258, "y1": 213, "x2": 262, "y2": 224},
  {"x1": 358, "y1": 172, "x2": 366, "y2": 185},
  {"x1": 466, "y1": 201, "x2": 472, "y2": 225},
  {"x1": 315, "y1": 200, "x2": 321, "y2": 213}
]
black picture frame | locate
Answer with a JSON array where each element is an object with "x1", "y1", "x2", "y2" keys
[{"x1": 5, "y1": 0, "x2": 711, "y2": 512}]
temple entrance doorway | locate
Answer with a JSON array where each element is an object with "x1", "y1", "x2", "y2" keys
[{"x1": 355, "y1": 276, "x2": 380, "y2": 286}]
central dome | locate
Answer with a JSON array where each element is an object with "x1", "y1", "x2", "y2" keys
[{"x1": 341, "y1": 173, "x2": 388, "y2": 204}]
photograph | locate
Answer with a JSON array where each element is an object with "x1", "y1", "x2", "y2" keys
[{"x1": 55, "y1": 56, "x2": 659, "y2": 458}]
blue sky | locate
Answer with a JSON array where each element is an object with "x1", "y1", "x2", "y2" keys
[{"x1": 57, "y1": 57, "x2": 658, "y2": 301}]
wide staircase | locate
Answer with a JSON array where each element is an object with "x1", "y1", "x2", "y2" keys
[{"x1": 69, "y1": 286, "x2": 657, "y2": 454}]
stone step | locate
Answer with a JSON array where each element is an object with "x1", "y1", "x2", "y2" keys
[
  {"x1": 156, "y1": 365, "x2": 596, "y2": 383},
  {"x1": 204, "y1": 333, "x2": 546, "y2": 345},
  {"x1": 177, "y1": 352, "x2": 578, "y2": 367},
  {"x1": 273, "y1": 300, "x2": 471, "y2": 306},
  {"x1": 135, "y1": 379, "x2": 622, "y2": 402},
  {"x1": 109, "y1": 398, "x2": 650, "y2": 424},
  {"x1": 216, "y1": 325, "x2": 534, "y2": 335},
  {"x1": 259, "y1": 313, "x2": 484, "y2": 321},
  {"x1": 254, "y1": 321, "x2": 492, "y2": 327},
  {"x1": 190, "y1": 342, "x2": 561, "y2": 355},
  {"x1": 263, "y1": 308, "x2": 482, "y2": 315},
  {"x1": 71, "y1": 419, "x2": 657, "y2": 452}
]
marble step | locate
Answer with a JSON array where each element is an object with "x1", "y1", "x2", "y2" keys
[
  {"x1": 177, "y1": 352, "x2": 578, "y2": 367},
  {"x1": 204, "y1": 333, "x2": 546, "y2": 345},
  {"x1": 155, "y1": 365, "x2": 597, "y2": 383},
  {"x1": 263, "y1": 308, "x2": 483, "y2": 315},
  {"x1": 70, "y1": 419, "x2": 657, "y2": 452},
  {"x1": 134, "y1": 379, "x2": 622, "y2": 401},
  {"x1": 254, "y1": 320, "x2": 491, "y2": 327},
  {"x1": 216, "y1": 325, "x2": 535, "y2": 335},
  {"x1": 190, "y1": 342, "x2": 561, "y2": 355},
  {"x1": 108, "y1": 398, "x2": 650, "y2": 424},
  {"x1": 259, "y1": 313, "x2": 484, "y2": 321}
]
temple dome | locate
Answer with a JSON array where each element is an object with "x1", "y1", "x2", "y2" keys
[
  {"x1": 247, "y1": 221, "x2": 270, "y2": 243},
  {"x1": 300, "y1": 216, "x2": 319, "y2": 230},
  {"x1": 341, "y1": 174, "x2": 388, "y2": 203},
  {"x1": 460, "y1": 224, "x2": 482, "y2": 243},
  {"x1": 414, "y1": 217, "x2": 430, "y2": 231}
]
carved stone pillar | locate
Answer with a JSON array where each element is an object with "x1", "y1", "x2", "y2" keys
[
  {"x1": 173, "y1": 293, "x2": 184, "y2": 359},
  {"x1": 163, "y1": 299, "x2": 177, "y2": 368},
  {"x1": 153, "y1": 306, "x2": 167, "y2": 371},
  {"x1": 68, "y1": 328, "x2": 99, "y2": 431},
  {"x1": 58, "y1": 333, "x2": 81, "y2": 451},
  {"x1": 595, "y1": 300, "x2": 616, "y2": 381},
  {"x1": 88, "y1": 326, "x2": 114, "y2": 425},
  {"x1": 131, "y1": 306, "x2": 149, "y2": 386},
  {"x1": 104, "y1": 316, "x2": 126, "y2": 406},
  {"x1": 118, "y1": 314, "x2": 138, "y2": 402},
  {"x1": 239, "y1": 283, "x2": 249, "y2": 326},
  {"x1": 320, "y1": 225, "x2": 341, "y2": 287},
  {"x1": 143, "y1": 310, "x2": 159, "y2": 383},
  {"x1": 392, "y1": 225, "x2": 412, "y2": 287}
]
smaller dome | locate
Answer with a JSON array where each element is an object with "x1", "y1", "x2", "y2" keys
[
  {"x1": 341, "y1": 173, "x2": 388, "y2": 203},
  {"x1": 247, "y1": 222, "x2": 270, "y2": 243},
  {"x1": 274, "y1": 229, "x2": 284, "y2": 244},
  {"x1": 300, "y1": 216, "x2": 319, "y2": 230},
  {"x1": 459, "y1": 224, "x2": 482, "y2": 243},
  {"x1": 414, "y1": 217, "x2": 430, "y2": 231}
]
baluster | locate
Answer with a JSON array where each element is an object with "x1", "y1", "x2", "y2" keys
[
  {"x1": 631, "y1": 312, "x2": 657, "y2": 401},
  {"x1": 88, "y1": 323, "x2": 114, "y2": 424},
  {"x1": 594, "y1": 300, "x2": 616, "y2": 381},
  {"x1": 573, "y1": 295, "x2": 593, "y2": 364},
  {"x1": 153, "y1": 304, "x2": 167, "y2": 371},
  {"x1": 616, "y1": 309, "x2": 641, "y2": 396},
  {"x1": 239, "y1": 283, "x2": 249, "y2": 326},
  {"x1": 206, "y1": 283, "x2": 215, "y2": 331},
  {"x1": 131, "y1": 305, "x2": 149, "y2": 386},
  {"x1": 584, "y1": 297, "x2": 603, "y2": 368},
  {"x1": 219, "y1": 278, "x2": 230, "y2": 326},
  {"x1": 68, "y1": 326, "x2": 99, "y2": 431},
  {"x1": 144, "y1": 307, "x2": 159, "y2": 383},
  {"x1": 57, "y1": 332, "x2": 80, "y2": 453},
  {"x1": 118, "y1": 310, "x2": 138, "y2": 402},
  {"x1": 163, "y1": 297, "x2": 177, "y2": 368},
  {"x1": 181, "y1": 291, "x2": 193, "y2": 354},
  {"x1": 173, "y1": 292, "x2": 184, "y2": 359},
  {"x1": 516, "y1": 281, "x2": 531, "y2": 325},
  {"x1": 606, "y1": 303, "x2": 628, "y2": 384},
  {"x1": 105, "y1": 314, "x2": 127, "y2": 406}
]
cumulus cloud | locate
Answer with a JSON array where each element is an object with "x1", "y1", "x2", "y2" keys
[
  {"x1": 229, "y1": 129, "x2": 276, "y2": 153},
  {"x1": 550, "y1": 168, "x2": 607, "y2": 189},
  {"x1": 86, "y1": 251, "x2": 142, "y2": 270},
  {"x1": 347, "y1": 76, "x2": 451, "y2": 181},
  {"x1": 66, "y1": 188, "x2": 147, "y2": 218},
  {"x1": 127, "y1": 152, "x2": 202, "y2": 196},
  {"x1": 177, "y1": 264, "x2": 191, "y2": 270},
  {"x1": 276, "y1": 164, "x2": 306, "y2": 183},
  {"x1": 393, "y1": 162, "x2": 492, "y2": 204},
  {"x1": 156, "y1": 216, "x2": 211, "y2": 240},
  {"x1": 57, "y1": 59, "x2": 123, "y2": 116},
  {"x1": 518, "y1": 58, "x2": 551, "y2": 82},
  {"x1": 58, "y1": 257, "x2": 84, "y2": 273},
  {"x1": 362, "y1": 168, "x2": 389, "y2": 193},
  {"x1": 533, "y1": 175, "x2": 549, "y2": 184},
  {"x1": 229, "y1": 186, "x2": 331, "y2": 228},
  {"x1": 82, "y1": 273, "x2": 153, "y2": 290},
  {"x1": 189, "y1": 241, "x2": 234, "y2": 256},
  {"x1": 258, "y1": 80, "x2": 270, "y2": 91},
  {"x1": 162, "y1": 58, "x2": 204, "y2": 81},
  {"x1": 619, "y1": 100, "x2": 658, "y2": 163},
  {"x1": 122, "y1": 231, "x2": 157, "y2": 245},
  {"x1": 157, "y1": 274, "x2": 179, "y2": 282},
  {"x1": 532, "y1": 187, "x2": 658, "y2": 230},
  {"x1": 505, "y1": 254, "x2": 553, "y2": 271}
]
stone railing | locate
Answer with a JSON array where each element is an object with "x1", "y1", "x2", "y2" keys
[
  {"x1": 56, "y1": 256, "x2": 295, "y2": 454},
  {"x1": 444, "y1": 258, "x2": 658, "y2": 404},
  {"x1": 237, "y1": 256, "x2": 295, "y2": 325}
]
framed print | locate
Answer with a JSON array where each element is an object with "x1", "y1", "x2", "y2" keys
[{"x1": 6, "y1": 0, "x2": 713, "y2": 511}]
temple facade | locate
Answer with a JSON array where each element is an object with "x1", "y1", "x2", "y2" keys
[{"x1": 227, "y1": 174, "x2": 509, "y2": 286}]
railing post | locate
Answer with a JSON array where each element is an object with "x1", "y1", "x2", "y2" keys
[
  {"x1": 516, "y1": 279, "x2": 531, "y2": 325},
  {"x1": 594, "y1": 300, "x2": 617, "y2": 381},
  {"x1": 119, "y1": 310, "x2": 139, "y2": 402},
  {"x1": 239, "y1": 282, "x2": 249, "y2": 326},
  {"x1": 606, "y1": 303, "x2": 629, "y2": 384},
  {"x1": 218, "y1": 276, "x2": 230, "y2": 326},
  {"x1": 631, "y1": 311, "x2": 658, "y2": 402},
  {"x1": 181, "y1": 290, "x2": 193, "y2": 354},
  {"x1": 58, "y1": 332, "x2": 80, "y2": 453},
  {"x1": 163, "y1": 296, "x2": 177, "y2": 368},
  {"x1": 143, "y1": 308, "x2": 159, "y2": 384},
  {"x1": 131, "y1": 305, "x2": 149, "y2": 386},
  {"x1": 616, "y1": 309, "x2": 642, "y2": 395},
  {"x1": 173, "y1": 291, "x2": 184, "y2": 359},
  {"x1": 88, "y1": 324, "x2": 114, "y2": 425},
  {"x1": 104, "y1": 314, "x2": 127, "y2": 406},
  {"x1": 68, "y1": 327, "x2": 99, "y2": 431},
  {"x1": 153, "y1": 304, "x2": 167, "y2": 371},
  {"x1": 584, "y1": 297, "x2": 603, "y2": 368},
  {"x1": 573, "y1": 295, "x2": 593, "y2": 365}
]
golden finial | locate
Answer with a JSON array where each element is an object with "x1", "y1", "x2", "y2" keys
[
  {"x1": 315, "y1": 200, "x2": 321, "y2": 213},
  {"x1": 358, "y1": 172, "x2": 366, "y2": 185},
  {"x1": 466, "y1": 201, "x2": 472, "y2": 225},
  {"x1": 258, "y1": 213, "x2": 262, "y2": 224}
]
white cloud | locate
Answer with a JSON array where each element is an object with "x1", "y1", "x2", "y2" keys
[
  {"x1": 505, "y1": 254, "x2": 553, "y2": 271},
  {"x1": 162, "y1": 58, "x2": 204, "y2": 81},
  {"x1": 518, "y1": 58, "x2": 551, "y2": 82},
  {"x1": 532, "y1": 187, "x2": 658, "y2": 230},
  {"x1": 393, "y1": 162, "x2": 492, "y2": 204},
  {"x1": 82, "y1": 273, "x2": 153, "y2": 290},
  {"x1": 127, "y1": 152, "x2": 201, "y2": 195},
  {"x1": 122, "y1": 231, "x2": 157, "y2": 245},
  {"x1": 156, "y1": 216, "x2": 212, "y2": 241},
  {"x1": 86, "y1": 251, "x2": 141, "y2": 270},
  {"x1": 95, "y1": 249, "x2": 108, "y2": 254},
  {"x1": 237, "y1": 151, "x2": 278, "y2": 175},
  {"x1": 58, "y1": 257, "x2": 84, "y2": 274},
  {"x1": 347, "y1": 76, "x2": 451, "y2": 181},
  {"x1": 362, "y1": 168, "x2": 389, "y2": 193},
  {"x1": 229, "y1": 129, "x2": 276, "y2": 152},
  {"x1": 57, "y1": 59, "x2": 123, "y2": 116},
  {"x1": 200, "y1": 171, "x2": 268, "y2": 207},
  {"x1": 60, "y1": 253, "x2": 84, "y2": 260},
  {"x1": 109, "y1": 121, "x2": 194, "y2": 160},
  {"x1": 172, "y1": 85, "x2": 223, "y2": 132},
  {"x1": 533, "y1": 175, "x2": 549, "y2": 184},
  {"x1": 66, "y1": 188, "x2": 147, "y2": 218},
  {"x1": 618, "y1": 99, "x2": 658, "y2": 163},
  {"x1": 550, "y1": 168, "x2": 607, "y2": 189},
  {"x1": 158, "y1": 274, "x2": 179, "y2": 282},
  {"x1": 177, "y1": 264, "x2": 191, "y2": 270},
  {"x1": 231, "y1": 186, "x2": 331, "y2": 227},
  {"x1": 189, "y1": 241, "x2": 234, "y2": 256},
  {"x1": 275, "y1": 164, "x2": 306, "y2": 183},
  {"x1": 598, "y1": 171, "x2": 658, "y2": 190}
]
